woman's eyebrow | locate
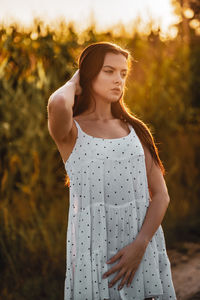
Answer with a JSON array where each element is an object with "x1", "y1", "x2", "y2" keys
[{"x1": 103, "y1": 65, "x2": 127, "y2": 71}]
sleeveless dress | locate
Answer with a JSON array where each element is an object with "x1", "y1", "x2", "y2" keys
[{"x1": 63, "y1": 119, "x2": 177, "y2": 300}]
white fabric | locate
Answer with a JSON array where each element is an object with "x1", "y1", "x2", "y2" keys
[{"x1": 63, "y1": 119, "x2": 177, "y2": 300}]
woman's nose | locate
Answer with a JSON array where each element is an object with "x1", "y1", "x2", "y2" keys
[{"x1": 114, "y1": 73, "x2": 123, "y2": 83}]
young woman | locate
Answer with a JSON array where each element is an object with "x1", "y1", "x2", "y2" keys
[{"x1": 47, "y1": 42, "x2": 177, "y2": 300}]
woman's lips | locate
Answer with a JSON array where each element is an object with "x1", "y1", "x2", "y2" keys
[{"x1": 112, "y1": 88, "x2": 121, "y2": 92}]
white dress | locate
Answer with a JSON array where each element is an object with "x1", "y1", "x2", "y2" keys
[{"x1": 63, "y1": 119, "x2": 177, "y2": 300}]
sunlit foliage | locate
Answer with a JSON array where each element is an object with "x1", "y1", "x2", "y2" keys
[{"x1": 0, "y1": 14, "x2": 199, "y2": 299}]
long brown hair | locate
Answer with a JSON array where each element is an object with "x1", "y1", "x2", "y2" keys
[{"x1": 65, "y1": 41, "x2": 165, "y2": 187}]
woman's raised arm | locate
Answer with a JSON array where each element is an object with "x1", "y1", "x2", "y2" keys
[{"x1": 47, "y1": 70, "x2": 82, "y2": 143}]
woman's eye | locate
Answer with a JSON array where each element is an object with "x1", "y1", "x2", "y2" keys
[{"x1": 104, "y1": 70, "x2": 127, "y2": 77}]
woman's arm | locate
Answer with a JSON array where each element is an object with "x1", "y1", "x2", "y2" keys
[
  {"x1": 47, "y1": 70, "x2": 82, "y2": 143},
  {"x1": 134, "y1": 144, "x2": 170, "y2": 247}
]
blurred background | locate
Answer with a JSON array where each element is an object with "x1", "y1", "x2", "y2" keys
[{"x1": 0, "y1": 0, "x2": 200, "y2": 299}]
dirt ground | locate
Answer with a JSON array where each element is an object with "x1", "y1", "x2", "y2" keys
[{"x1": 167, "y1": 242, "x2": 200, "y2": 300}]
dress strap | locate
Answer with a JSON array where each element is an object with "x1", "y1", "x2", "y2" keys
[
  {"x1": 127, "y1": 122, "x2": 132, "y2": 132},
  {"x1": 74, "y1": 119, "x2": 80, "y2": 129},
  {"x1": 73, "y1": 119, "x2": 82, "y2": 136}
]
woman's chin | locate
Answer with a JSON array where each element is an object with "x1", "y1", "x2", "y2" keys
[
  {"x1": 107, "y1": 93, "x2": 122, "y2": 101},
  {"x1": 111, "y1": 95, "x2": 122, "y2": 102}
]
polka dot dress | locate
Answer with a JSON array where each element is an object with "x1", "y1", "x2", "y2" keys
[{"x1": 63, "y1": 119, "x2": 177, "y2": 300}]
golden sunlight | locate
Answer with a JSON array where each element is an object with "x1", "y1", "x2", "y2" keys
[{"x1": 0, "y1": 0, "x2": 179, "y2": 39}]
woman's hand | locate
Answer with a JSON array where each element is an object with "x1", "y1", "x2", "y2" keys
[
  {"x1": 68, "y1": 69, "x2": 82, "y2": 96},
  {"x1": 102, "y1": 239, "x2": 148, "y2": 290}
]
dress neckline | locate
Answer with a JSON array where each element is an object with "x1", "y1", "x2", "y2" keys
[{"x1": 74, "y1": 119, "x2": 132, "y2": 141}]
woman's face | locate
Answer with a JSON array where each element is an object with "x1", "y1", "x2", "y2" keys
[{"x1": 91, "y1": 52, "x2": 128, "y2": 103}]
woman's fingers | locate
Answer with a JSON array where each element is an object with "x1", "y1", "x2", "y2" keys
[
  {"x1": 103, "y1": 260, "x2": 122, "y2": 279},
  {"x1": 118, "y1": 269, "x2": 132, "y2": 290},
  {"x1": 74, "y1": 70, "x2": 82, "y2": 95},
  {"x1": 108, "y1": 268, "x2": 126, "y2": 288},
  {"x1": 69, "y1": 69, "x2": 82, "y2": 95},
  {"x1": 126, "y1": 270, "x2": 136, "y2": 287},
  {"x1": 75, "y1": 85, "x2": 82, "y2": 95},
  {"x1": 106, "y1": 249, "x2": 123, "y2": 264}
]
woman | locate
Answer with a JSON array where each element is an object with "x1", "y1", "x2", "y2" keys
[{"x1": 47, "y1": 42, "x2": 177, "y2": 300}]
